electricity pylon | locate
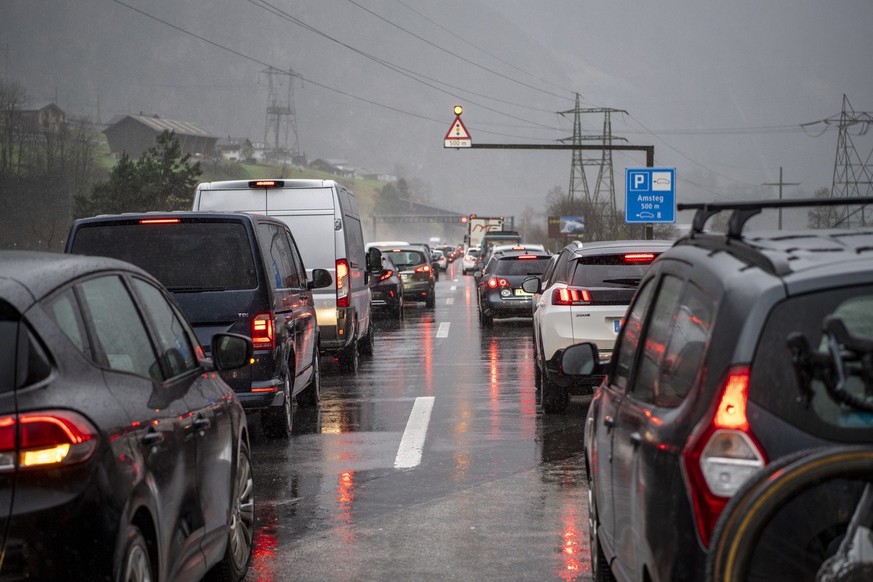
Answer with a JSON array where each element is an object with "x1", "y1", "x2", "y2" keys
[{"x1": 262, "y1": 67, "x2": 301, "y2": 160}]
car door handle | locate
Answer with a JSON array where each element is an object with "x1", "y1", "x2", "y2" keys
[
  {"x1": 603, "y1": 416, "x2": 615, "y2": 428},
  {"x1": 140, "y1": 430, "x2": 164, "y2": 446},
  {"x1": 630, "y1": 432, "x2": 642, "y2": 447},
  {"x1": 193, "y1": 416, "x2": 211, "y2": 431}
]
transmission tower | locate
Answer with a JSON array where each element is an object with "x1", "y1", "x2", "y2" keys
[
  {"x1": 558, "y1": 94, "x2": 626, "y2": 213},
  {"x1": 828, "y1": 95, "x2": 873, "y2": 226},
  {"x1": 262, "y1": 67, "x2": 301, "y2": 161}
]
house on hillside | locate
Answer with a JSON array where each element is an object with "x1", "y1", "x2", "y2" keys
[
  {"x1": 103, "y1": 113, "x2": 217, "y2": 158},
  {"x1": 309, "y1": 158, "x2": 355, "y2": 178},
  {"x1": 216, "y1": 136, "x2": 255, "y2": 162},
  {"x1": 13, "y1": 102, "x2": 66, "y2": 134}
]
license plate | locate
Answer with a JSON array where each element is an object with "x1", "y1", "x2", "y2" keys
[
  {"x1": 613, "y1": 319, "x2": 622, "y2": 333},
  {"x1": 514, "y1": 288, "x2": 532, "y2": 296}
]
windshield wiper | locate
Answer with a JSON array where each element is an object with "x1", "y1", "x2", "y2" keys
[
  {"x1": 167, "y1": 286, "x2": 227, "y2": 292},
  {"x1": 601, "y1": 278, "x2": 640, "y2": 287}
]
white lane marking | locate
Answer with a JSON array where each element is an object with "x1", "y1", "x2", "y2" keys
[
  {"x1": 445, "y1": 298, "x2": 455, "y2": 306},
  {"x1": 394, "y1": 396, "x2": 435, "y2": 469},
  {"x1": 450, "y1": 285, "x2": 457, "y2": 291},
  {"x1": 436, "y1": 322, "x2": 451, "y2": 337}
]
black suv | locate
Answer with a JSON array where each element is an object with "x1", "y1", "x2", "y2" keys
[
  {"x1": 66, "y1": 211, "x2": 332, "y2": 438},
  {"x1": 579, "y1": 198, "x2": 873, "y2": 581}
]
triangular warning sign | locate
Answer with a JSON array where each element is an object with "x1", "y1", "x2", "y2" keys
[{"x1": 444, "y1": 115, "x2": 472, "y2": 148}]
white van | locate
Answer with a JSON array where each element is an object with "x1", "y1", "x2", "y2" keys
[{"x1": 193, "y1": 179, "x2": 380, "y2": 373}]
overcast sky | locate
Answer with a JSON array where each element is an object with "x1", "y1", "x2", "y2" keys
[{"x1": 4, "y1": 0, "x2": 872, "y2": 229}]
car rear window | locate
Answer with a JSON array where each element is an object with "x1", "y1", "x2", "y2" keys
[
  {"x1": 570, "y1": 253, "x2": 659, "y2": 288},
  {"x1": 493, "y1": 256, "x2": 551, "y2": 276},
  {"x1": 382, "y1": 250, "x2": 426, "y2": 268},
  {"x1": 71, "y1": 221, "x2": 258, "y2": 291},
  {"x1": 750, "y1": 285, "x2": 873, "y2": 438}
]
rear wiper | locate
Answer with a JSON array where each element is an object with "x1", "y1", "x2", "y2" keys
[
  {"x1": 167, "y1": 286, "x2": 227, "y2": 292},
  {"x1": 601, "y1": 278, "x2": 640, "y2": 287}
]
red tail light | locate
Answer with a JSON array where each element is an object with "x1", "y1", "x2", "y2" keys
[
  {"x1": 138, "y1": 218, "x2": 180, "y2": 225},
  {"x1": 552, "y1": 288, "x2": 591, "y2": 305},
  {"x1": 251, "y1": 312, "x2": 275, "y2": 349},
  {"x1": 336, "y1": 259, "x2": 350, "y2": 308},
  {"x1": 682, "y1": 366, "x2": 765, "y2": 547},
  {"x1": 414, "y1": 264, "x2": 431, "y2": 274},
  {"x1": 487, "y1": 277, "x2": 509, "y2": 288},
  {"x1": 249, "y1": 180, "x2": 284, "y2": 188},
  {"x1": 623, "y1": 253, "x2": 656, "y2": 264},
  {"x1": 379, "y1": 270, "x2": 395, "y2": 281},
  {"x1": 0, "y1": 411, "x2": 98, "y2": 472}
]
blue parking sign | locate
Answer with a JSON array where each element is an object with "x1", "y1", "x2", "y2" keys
[{"x1": 625, "y1": 167, "x2": 676, "y2": 224}]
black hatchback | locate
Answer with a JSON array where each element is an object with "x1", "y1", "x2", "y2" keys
[
  {"x1": 0, "y1": 251, "x2": 254, "y2": 581},
  {"x1": 66, "y1": 212, "x2": 332, "y2": 438},
  {"x1": 474, "y1": 249, "x2": 552, "y2": 326}
]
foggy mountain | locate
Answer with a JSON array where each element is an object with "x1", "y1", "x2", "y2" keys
[{"x1": 4, "y1": 0, "x2": 872, "y2": 230}]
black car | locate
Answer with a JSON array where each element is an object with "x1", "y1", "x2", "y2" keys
[
  {"x1": 66, "y1": 211, "x2": 332, "y2": 438},
  {"x1": 474, "y1": 249, "x2": 552, "y2": 326},
  {"x1": 0, "y1": 251, "x2": 254, "y2": 581},
  {"x1": 374, "y1": 246, "x2": 436, "y2": 308},
  {"x1": 369, "y1": 253, "x2": 404, "y2": 319},
  {"x1": 581, "y1": 198, "x2": 873, "y2": 581}
]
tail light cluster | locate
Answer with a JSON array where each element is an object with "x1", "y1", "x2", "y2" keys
[
  {"x1": 379, "y1": 270, "x2": 395, "y2": 281},
  {"x1": 251, "y1": 312, "x2": 275, "y2": 349},
  {"x1": 336, "y1": 259, "x2": 350, "y2": 308},
  {"x1": 552, "y1": 288, "x2": 591, "y2": 305},
  {"x1": 0, "y1": 411, "x2": 98, "y2": 472},
  {"x1": 487, "y1": 277, "x2": 509, "y2": 289},
  {"x1": 682, "y1": 365, "x2": 765, "y2": 547},
  {"x1": 414, "y1": 264, "x2": 431, "y2": 274}
]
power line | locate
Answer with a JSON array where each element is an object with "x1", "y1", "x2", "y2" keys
[
  {"x1": 393, "y1": 0, "x2": 576, "y2": 98},
  {"x1": 342, "y1": 0, "x2": 573, "y2": 103}
]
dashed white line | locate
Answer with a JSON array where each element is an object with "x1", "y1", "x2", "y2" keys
[
  {"x1": 394, "y1": 396, "x2": 435, "y2": 469},
  {"x1": 445, "y1": 298, "x2": 455, "y2": 306},
  {"x1": 450, "y1": 285, "x2": 457, "y2": 291},
  {"x1": 436, "y1": 322, "x2": 451, "y2": 337}
]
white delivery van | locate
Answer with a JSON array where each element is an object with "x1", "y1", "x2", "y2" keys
[{"x1": 193, "y1": 179, "x2": 380, "y2": 373}]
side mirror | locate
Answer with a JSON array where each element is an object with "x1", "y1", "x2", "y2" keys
[
  {"x1": 211, "y1": 333, "x2": 253, "y2": 371},
  {"x1": 308, "y1": 268, "x2": 333, "y2": 290},
  {"x1": 559, "y1": 343, "x2": 603, "y2": 377},
  {"x1": 521, "y1": 276, "x2": 541, "y2": 294},
  {"x1": 367, "y1": 247, "x2": 383, "y2": 273}
]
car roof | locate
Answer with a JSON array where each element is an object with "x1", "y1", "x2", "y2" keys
[
  {"x1": 569, "y1": 239, "x2": 674, "y2": 256},
  {"x1": 0, "y1": 251, "x2": 154, "y2": 311},
  {"x1": 70, "y1": 210, "x2": 276, "y2": 226}
]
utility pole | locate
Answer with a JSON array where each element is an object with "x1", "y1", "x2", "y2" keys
[
  {"x1": 262, "y1": 67, "x2": 302, "y2": 162},
  {"x1": 762, "y1": 167, "x2": 800, "y2": 230}
]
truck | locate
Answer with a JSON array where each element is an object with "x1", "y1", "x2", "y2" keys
[{"x1": 464, "y1": 216, "x2": 505, "y2": 250}]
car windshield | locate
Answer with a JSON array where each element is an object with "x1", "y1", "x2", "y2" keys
[
  {"x1": 570, "y1": 254, "x2": 658, "y2": 288},
  {"x1": 382, "y1": 250, "x2": 426, "y2": 268},
  {"x1": 493, "y1": 256, "x2": 551, "y2": 276},
  {"x1": 70, "y1": 222, "x2": 258, "y2": 291}
]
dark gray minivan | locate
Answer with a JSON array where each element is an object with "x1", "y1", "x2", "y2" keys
[{"x1": 65, "y1": 211, "x2": 332, "y2": 438}]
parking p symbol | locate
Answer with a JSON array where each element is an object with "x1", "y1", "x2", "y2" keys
[{"x1": 629, "y1": 171, "x2": 649, "y2": 191}]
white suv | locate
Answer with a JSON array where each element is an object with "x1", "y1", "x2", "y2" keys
[{"x1": 523, "y1": 239, "x2": 672, "y2": 412}]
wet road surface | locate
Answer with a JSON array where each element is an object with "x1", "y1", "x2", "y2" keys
[{"x1": 244, "y1": 262, "x2": 593, "y2": 581}]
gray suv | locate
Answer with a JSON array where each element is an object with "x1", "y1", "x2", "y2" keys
[{"x1": 579, "y1": 198, "x2": 873, "y2": 581}]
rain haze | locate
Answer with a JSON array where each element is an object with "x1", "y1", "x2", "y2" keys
[{"x1": 3, "y1": 0, "x2": 872, "y2": 233}]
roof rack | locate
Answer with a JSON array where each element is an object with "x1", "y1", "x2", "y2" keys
[{"x1": 678, "y1": 197, "x2": 873, "y2": 238}]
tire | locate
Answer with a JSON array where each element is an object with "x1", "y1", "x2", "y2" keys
[
  {"x1": 339, "y1": 336, "x2": 359, "y2": 373},
  {"x1": 261, "y1": 368, "x2": 293, "y2": 438},
  {"x1": 392, "y1": 297, "x2": 404, "y2": 320},
  {"x1": 116, "y1": 525, "x2": 153, "y2": 582},
  {"x1": 706, "y1": 446, "x2": 873, "y2": 582},
  {"x1": 540, "y1": 367, "x2": 568, "y2": 414},
  {"x1": 426, "y1": 290, "x2": 436, "y2": 308},
  {"x1": 358, "y1": 322, "x2": 374, "y2": 356},
  {"x1": 296, "y1": 348, "x2": 320, "y2": 408},
  {"x1": 206, "y1": 439, "x2": 255, "y2": 581},
  {"x1": 588, "y1": 477, "x2": 616, "y2": 582},
  {"x1": 480, "y1": 308, "x2": 493, "y2": 327}
]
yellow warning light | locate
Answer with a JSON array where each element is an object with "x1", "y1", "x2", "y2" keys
[{"x1": 453, "y1": 105, "x2": 463, "y2": 116}]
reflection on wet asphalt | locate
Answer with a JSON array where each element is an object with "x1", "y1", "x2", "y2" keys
[{"x1": 245, "y1": 264, "x2": 592, "y2": 581}]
